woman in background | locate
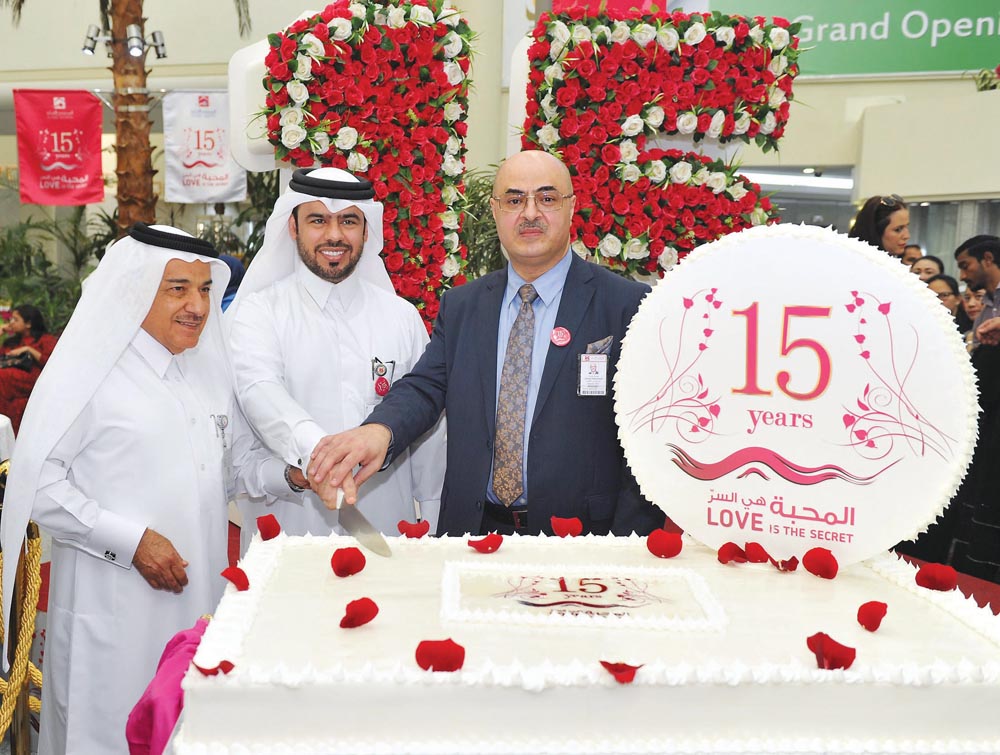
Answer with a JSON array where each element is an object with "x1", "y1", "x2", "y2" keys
[
  {"x1": 0, "y1": 304, "x2": 58, "y2": 433},
  {"x1": 848, "y1": 194, "x2": 911, "y2": 258},
  {"x1": 911, "y1": 255, "x2": 944, "y2": 282}
]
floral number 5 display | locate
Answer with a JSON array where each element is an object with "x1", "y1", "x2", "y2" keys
[{"x1": 260, "y1": 0, "x2": 473, "y2": 328}]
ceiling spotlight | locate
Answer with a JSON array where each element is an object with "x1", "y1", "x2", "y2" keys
[
  {"x1": 802, "y1": 167, "x2": 815, "y2": 175},
  {"x1": 920, "y1": 202, "x2": 931, "y2": 207},
  {"x1": 150, "y1": 30, "x2": 167, "y2": 59},
  {"x1": 126, "y1": 24, "x2": 145, "y2": 56},
  {"x1": 82, "y1": 24, "x2": 100, "y2": 55}
]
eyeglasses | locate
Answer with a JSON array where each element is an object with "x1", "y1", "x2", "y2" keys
[
  {"x1": 879, "y1": 194, "x2": 905, "y2": 208},
  {"x1": 935, "y1": 291, "x2": 957, "y2": 300},
  {"x1": 492, "y1": 191, "x2": 574, "y2": 213}
]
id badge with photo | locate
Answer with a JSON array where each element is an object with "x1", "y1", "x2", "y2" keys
[{"x1": 577, "y1": 353, "x2": 608, "y2": 396}]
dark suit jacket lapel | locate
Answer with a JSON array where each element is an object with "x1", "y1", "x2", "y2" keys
[
  {"x1": 533, "y1": 254, "x2": 594, "y2": 424},
  {"x1": 477, "y1": 270, "x2": 507, "y2": 438}
]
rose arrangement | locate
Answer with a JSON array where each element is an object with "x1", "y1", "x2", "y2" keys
[
  {"x1": 523, "y1": 10, "x2": 801, "y2": 276},
  {"x1": 260, "y1": 0, "x2": 473, "y2": 327}
]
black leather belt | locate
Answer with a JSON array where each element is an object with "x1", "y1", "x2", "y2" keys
[{"x1": 483, "y1": 501, "x2": 529, "y2": 530}]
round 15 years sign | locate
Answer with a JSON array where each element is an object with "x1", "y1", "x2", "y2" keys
[{"x1": 615, "y1": 224, "x2": 977, "y2": 565}]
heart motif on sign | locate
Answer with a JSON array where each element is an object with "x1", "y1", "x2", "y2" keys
[
  {"x1": 260, "y1": 0, "x2": 474, "y2": 328},
  {"x1": 523, "y1": 10, "x2": 801, "y2": 276}
]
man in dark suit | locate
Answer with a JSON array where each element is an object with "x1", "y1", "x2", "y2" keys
[{"x1": 309, "y1": 150, "x2": 663, "y2": 536}]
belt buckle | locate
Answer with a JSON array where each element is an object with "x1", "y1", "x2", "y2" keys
[{"x1": 511, "y1": 509, "x2": 527, "y2": 530}]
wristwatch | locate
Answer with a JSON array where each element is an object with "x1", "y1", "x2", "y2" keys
[{"x1": 284, "y1": 464, "x2": 307, "y2": 493}]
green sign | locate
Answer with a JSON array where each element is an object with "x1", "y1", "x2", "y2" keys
[{"x1": 710, "y1": 0, "x2": 1000, "y2": 76}]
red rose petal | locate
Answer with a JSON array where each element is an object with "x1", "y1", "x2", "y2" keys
[
  {"x1": 551, "y1": 516, "x2": 583, "y2": 537},
  {"x1": 915, "y1": 562, "x2": 958, "y2": 592},
  {"x1": 803, "y1": 547, "x2": 839, "y2": 579},
  {"x1": 771, "y1": 556, "x2": 799, "y2": 572},
  {"x1": 857, "y1": 601, "x2": 887, "y2": 632},
  {"x1": 220, "y1": 566, "x2": 249, "y2": 591},
  {"x1": 744, "y1": 542, "x2": 771, "y2": 564},
  {"x1": 717, "y1": 542, "x2": 747, "y2": 565},
  {"x1": 398, "y1": 519, "x2": 431, "y2": 538},
  {"x1": 600, "y1": 661, "x2": 643, "y2": 684},
  {"x1": 340, "y1": 597, "x2": 379, "y2": 628},
  {"x1": 193, "y1": 660, "x2": 235, "y2": 676},
  {"x1": 468, "y1": 533, "x2": 503, "y2": 553},
  {"x1": 646, "y1": 529, "x2": 683, "y2": 559},
  {"x1": 331, "y1": 546, "x2": 366, "y2": 577},
  {"x1": 415, "y1": 638, "x2": 465, "y2": 672},
  {"x1": 256, "y1": 514, "x2": 281, "y2": 541},
  {"x1": 806, "y1": 632, "x2": 856, "y2": 670}
]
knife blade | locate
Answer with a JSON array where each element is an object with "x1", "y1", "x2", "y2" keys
[{"x1": 335, "y1": 489, "x2": 392, "y2": 557}]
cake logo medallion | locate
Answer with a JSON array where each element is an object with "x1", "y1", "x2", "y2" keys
[
  {"x1": 615, "y1": 225, "x2": 978, "y2": 566},
  {"x1": 498, "y1": 575, "x2": 662, "y2": 615}
]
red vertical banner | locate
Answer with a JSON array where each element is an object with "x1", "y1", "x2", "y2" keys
[{"x1": 13, "y1": 89, "x2": 104, "y2": 206}]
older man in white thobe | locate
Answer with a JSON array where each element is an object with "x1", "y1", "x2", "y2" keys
[
  {"x1": 0, "y1": 224, "x2": 290, "y2": 755},
  {"x1": 226, "y1": 167, "x2": 445, "y2": 550}
]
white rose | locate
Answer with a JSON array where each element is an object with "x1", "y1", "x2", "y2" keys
[
  {"x1": 373, "y1": 9, "x2": 388, "y2": 26},
  {"x1": 443, "y1": 101, "x2": 464, "y2": 122},
  {"x1": 279, "y1": 107, "x2": 305, "y2": 127},
  {"x1": 335, "y1": 126, "x2": 358, "y2": 151},
  {"x1": 706, "y1": 172, "x2": 728, "y2": 194},
  {"x1": 537, "y1": 123, "x2": 560, "y2": 148},
  {"x1": 312, "y1": 131, "x2": 330, "y2": 155},
  {"x1": 669, "y1": 161, "x2": 692, "y2": 184},
  {"x1": 443, "y1": 153, "x2": 463, "y2": 177},
  {"x1": 768, "y1": 87, "x2": 787, "y2": 108},
  {"x1": 592, "y1": 24, "x2": 611, "y2": 42},
  {"x1": 769, "y1": 54, "x2": 788, "y2": 76},
  {"x1": 715, "y1": 26, "x2": 735, "y2": 48},
  {"x1": 438, "y1": 2, "x2": 461, "y2": 27},
  {"x1": 348, "y1": 3, "x2": 367, "y2": 19},
  {"x1": 598, "y1": 234, "x2": 622, "y2": 258},
  {"x1": 443, "y1": 232, "x2": 460, "y2": 252},
  {"x1": 346, "y1": 151, "x2": 369, "y2": 173},
  {"x1": 441, "y1": 184, "x2": 459, "y2": 205},
  {"x1": 621, "y1": 163, "x2": 641, "y2": 182},
  {"x1": 300, "y1": 33, "x2": 326, "y2": 59},
  {"x1": 441, "y1": 255, "x2": 461, "y2": 278},
  {"x1": 440, "y1": 210, "x2": 460, "y2": 230},
  {"x1": 751, "y1": 206, "x2": 770, "y2": 225},
  {"x1": 732, "y1": 111, "x2": 751, "y2": 135},
  {"x1": 644, "y1": 104, "x2": 665, "y2": 129},
  {"x1": 294, "y1": 54, "x2": 313, "y2": 81},
  {"x1": 610, "y1": 21, "x2": 631, "y2": 44},
  {"x1": 631, "y1": 23, "x2": 656, "y2": 47},
  {"x1": 769, "y1": 26, "x2": 790, "y2": 50},
  {"x1": 443, "y1": 61, "x2": 465, "y2": 85},
  {"x1": 726, "y1": 183, "x2": 748, "y2": 201},
  {"x1": 571, "y1": 24, "x2": 592, "y2": 44},
  {"x1": 544, "y1": 63, "x2": 564, "y2": 84},
  {"x1": 658, "y1": 247, "x2": 678, "y2": 271},
  {"x1": 692, "y1": 168, "x2": 710, "y2": 186},
  {"x1": 657, "y1": 26, "x2": 679, "y2": 51},
  {"x1": 386, "y1": 6, "x2": 407, "y2": 28},
  {"x1": 644, "y1": 160, "x2": 667, "y2": 183},
  {"x1": 286, "y1": 80, "x2": 310, "y2": 105},
  {"x1": 708, "y1": 110, "x2": 725, "y2": 139},
  {"x1": 442, "y1": 31, "x2": 464, "y2": 58},
  {"x1": 541, "y1": 93, "x2": 558, "y2": 120},
  {"x1": 410, "y1": 4, "x2": 435, "y2": 24},
  {"x1": 330, "y1": 18, "x2": 353, "y2": 41},
  {"x1": 676, "y1": 112, "x2": 698, "y2": 134},
  {"x1": 624, "y1": 237, "x2": 648, "y2": 260},
  {"x1": 571, "y1": 239, "x2": 590, "y2": 258},
  {"x1": 683, "y1": 22, "x2": 706, "y2": 46},
  {"x1": 549, "y1": 20, "x2": 571, "y2": 59},
  {"x1": 446, "y1": 135, "x2": 461, "y2": 155},
  {"x1": 749, "y1": 25, "x2": 764, "y2": 44},
  {"x1": 759, "y1": 111, "x2": 777, "y2": 135},
  {"x1": 280, "y1": 123, "x2": 307, "y2": 149},
  {"x1": 621, "y1": 114, "x2": 644, "y2": 137},
  {"x1": 619, "y1": 139, "x2": 639, "y2": 163}
]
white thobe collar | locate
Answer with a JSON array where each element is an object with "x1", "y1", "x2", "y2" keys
[
  {"x1": 296, "y1": 262, "x2": 363, "y2": 316},
  {"x1": 132, "y1": 327, "x2": 178, "y2": 378}
]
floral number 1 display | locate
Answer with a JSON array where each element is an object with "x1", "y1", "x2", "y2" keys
[
  {"x1": 523, "y1": 10, "x2": 802, "y2": 277},
  {"x1": 261, "y1": 0, "x2": 473, "y2": 328}
]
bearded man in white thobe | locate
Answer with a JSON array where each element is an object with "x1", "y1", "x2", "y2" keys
[
  {"x1": 226, "y1": 167, "x2": 445, "y2": 550},
  {"x1": 0, "y1": 224, "x2": 290, "y2": 755}
]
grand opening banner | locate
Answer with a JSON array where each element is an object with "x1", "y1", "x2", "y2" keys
[{"x1": 13, "y1": 89, "x2": 104, "y2": 206}]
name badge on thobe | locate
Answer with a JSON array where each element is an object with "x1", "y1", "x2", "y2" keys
[
  {"x1": 371, "y1": 357, "x2": 396, "y2": 398},
  {"x1": 577, "y1": 354, "x2": 608, "y2": 396},
  {"x1": 212, "y1": 413, "x2": 233, "y2": 489}
]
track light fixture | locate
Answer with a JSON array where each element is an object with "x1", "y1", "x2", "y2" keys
[{"x1": 80, "y1": 23, "x2": 166, "y2": 58}]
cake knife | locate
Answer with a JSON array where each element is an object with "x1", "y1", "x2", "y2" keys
[{"x1": 335, "y1": 488, "x2": 392, "y2": 557}]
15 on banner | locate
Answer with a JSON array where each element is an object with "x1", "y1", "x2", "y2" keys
[
  {"x1": 13, "y1": 89, "x2": 104, "y2": 206},
  {"x1": 615, "y1": 224, "x2": 977, "y2": 566}
]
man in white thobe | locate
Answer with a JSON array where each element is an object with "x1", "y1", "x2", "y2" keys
[
  {"x1": 0, "y1": 224, "x2": 290, "y2": 755},
  {"x1": 226, "y1": 167, "x2": 445, "y2": 549}
]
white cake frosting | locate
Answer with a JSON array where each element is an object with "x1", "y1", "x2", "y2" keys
[{"x1": 174, "y1": 533, "x2": 1000, "y2": 755}]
